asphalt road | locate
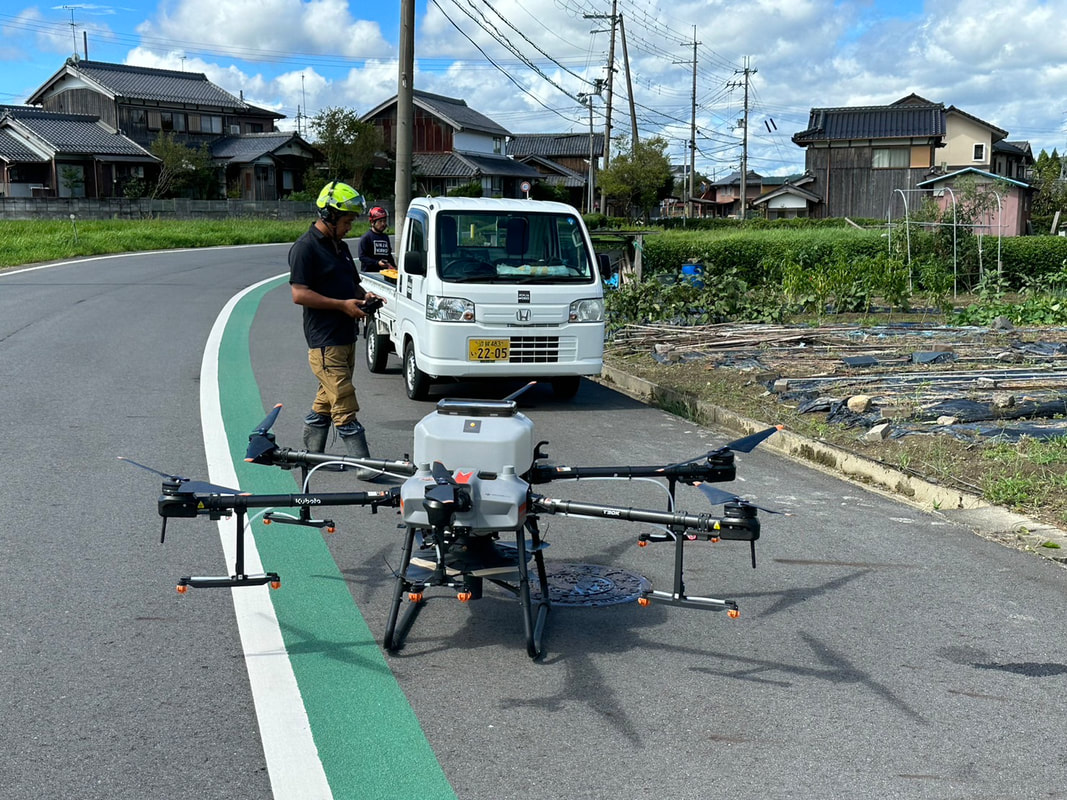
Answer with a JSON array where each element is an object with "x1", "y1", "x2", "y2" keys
[{"x1": 3, "y1": 246, "x2": 1067, "y2": 800}]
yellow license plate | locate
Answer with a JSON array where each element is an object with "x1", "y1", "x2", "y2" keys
[{"x1": 468, "y1": 339, "x2": 510, "y2": 362}]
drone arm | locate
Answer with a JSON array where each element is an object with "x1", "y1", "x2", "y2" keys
[
  {"x1": 158, "y1": 487, "x2": 401, "y2": 519},
  {"x1": 247, "y1": 444, "x2": 416, "y2": 476},
  {"x1": 528, "y1": 495, "x2": 760, "y2": 541},
  {"x1": 528, "y1": 458, "x2": 737, "y2": 485}
]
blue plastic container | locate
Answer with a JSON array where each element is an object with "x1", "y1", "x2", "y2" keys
[{"x1": 680, "y1": 262, "x2": 704, "y2": 288}]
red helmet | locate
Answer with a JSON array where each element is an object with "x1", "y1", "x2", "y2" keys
[{"x1": 368, "y1": 206, "x2": 387, "y2": 223}]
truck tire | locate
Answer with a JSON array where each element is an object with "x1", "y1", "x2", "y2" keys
[
  {"x1": 403, "y1": 341, "x2": 431, "y2": 400},
  {"x1": 550, "y1": 376, "x2": 582, "y2": 399},
  {"x1": 366, "y1": 327, "x2": 391, "y2": 373}
]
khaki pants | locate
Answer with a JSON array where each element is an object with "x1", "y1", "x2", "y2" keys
[{"x1": 308, "y1": 344, "x2": 359, "y2": 427}]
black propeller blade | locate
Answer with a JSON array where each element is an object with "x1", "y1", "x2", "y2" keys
[
  {"x1": 118, "y1": 457, "x2": 240, "y2": 495},
  {"x1": 431, "y1": 460, "x2": 455, "y2": 485},
  {"x1": 663, "y1": 425, "x2": 783, "y2": 469},
  {"x1": 692, "y1": 481, "x2": 790, "y2": 515},
  {"x1": 253, "y1": 403, "x2": 283, "y2": 436},
  {"x1": 246, "y1": 403, "x2": 283, "y2": 462}
]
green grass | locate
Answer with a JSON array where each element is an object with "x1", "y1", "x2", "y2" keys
[{"x1": 0, "y1": 218, "x2": 356, "y2": 268}]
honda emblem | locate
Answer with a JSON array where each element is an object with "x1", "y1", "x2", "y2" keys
[{"x1": 516, "y1": 308, "x2": 531, "y2": 322}]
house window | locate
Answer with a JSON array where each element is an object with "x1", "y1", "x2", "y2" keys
[
  {"x1": 493, "y1": 137, "x2": 502, "y2": 155},
  {"x1": 160, "y1": 112, "x2": 186, "y2": 132},
  {"x1": 872, "y1": 148, "x2": 910, "y2": 168},
  {"x1": 247, "y1": 122, "x2": 264, "y2": 133},
  {"x1": 973, "y1": 143, "x2": 986, "y2": 161},
  {"x1": 202, "y1": 115, "x2": 223, "y2": 134}
]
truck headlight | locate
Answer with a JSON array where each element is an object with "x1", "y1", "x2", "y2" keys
[
  {"x1": 427, "y1": 295, "x2": 475, "y2": 322},
  {"x1": 568, "y1": 298, "x2": 604, "y2": 322}
]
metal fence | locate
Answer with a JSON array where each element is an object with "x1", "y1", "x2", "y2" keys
[{"x1": 0, "y1": 197, "x2": 317, "y2": 221}]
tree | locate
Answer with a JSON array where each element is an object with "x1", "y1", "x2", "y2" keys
[
  {"x1": 59, "y1": 165, "x2": 86, "y2": 197},
  {"x1": 311, "y1": 107, "x2": 384, "y2": 192},
  {"x1": 149, "y1": 132, "x2": 216, "y2": 199},
  {"x1": 597, "y1": 136, "x2": 674, "y2": 221},
  {"x1": 1031, "y1": 149, "x2": 1067, "y2": 234}
]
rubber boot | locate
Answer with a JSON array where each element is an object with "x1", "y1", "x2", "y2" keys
[
  {"x1": 302, "y1": 411, "x2": 330, "y2": 452},
  {"x1": 337, "y1": 420, "x2": 378, "y2": 480},
  {"x1": 303, "y1": 412, "x2": 343, "y2": 471}
]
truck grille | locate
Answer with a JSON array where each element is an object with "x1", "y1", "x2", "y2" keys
[{"x1": 509, "y1": 336, "x2": 565, "y2": 363}]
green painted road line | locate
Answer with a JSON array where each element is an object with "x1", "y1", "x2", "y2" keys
[{"x1": 219, "y1": 277, "x2": 457, "y2": 799}]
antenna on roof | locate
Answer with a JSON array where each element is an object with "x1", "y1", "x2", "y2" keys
[{"x1": 62, "y1": 5, "x2": 79, "y2": 60}]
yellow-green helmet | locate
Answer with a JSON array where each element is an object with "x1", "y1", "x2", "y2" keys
[{"x1": 316, "y1": 181, "x2": 365, "y2": 221}]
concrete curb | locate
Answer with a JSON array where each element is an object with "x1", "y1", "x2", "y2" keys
[{"x1": 597, "y1": 363, "x2": 1067, "y2": 567}]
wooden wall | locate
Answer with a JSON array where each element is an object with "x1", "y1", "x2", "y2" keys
[{"x1": 806, "y1": 146, "x2": 933, "y2": 219}]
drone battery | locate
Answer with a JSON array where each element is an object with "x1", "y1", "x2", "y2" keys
[{"x1": 414, "y1": 400, "x2": 535, "y2": 474}]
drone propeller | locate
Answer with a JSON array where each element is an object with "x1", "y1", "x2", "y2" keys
[
  {"x1": 253, "y1": 403, "x2": 283, "y2": 436},
  {"x1": 245, "y1": 403, "x2": 283, "y2": 462},
  {"x1": 692, "y1": 481, "x2": 790, "y2": 515},
  {"x1": 663, "y1": 425, "x2": 783, "y2": 469},
  {"x1": 431, "y1": 460, "x2": 456, "y2": 485},
  {"x1": 118, "y1": 457, "x2": 241, "y2": 495}
]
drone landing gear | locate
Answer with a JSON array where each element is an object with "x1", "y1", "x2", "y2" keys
[
  {"x1": 384, "y1": 523, "x2": 551, "y2": 659},
  {"x1": 176, "y1": 507, "x2": 282, "y2": 593}
]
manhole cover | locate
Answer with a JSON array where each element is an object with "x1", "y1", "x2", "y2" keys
[{"x1": 532, "y1": 563, "x2": 651, "y2": 607}]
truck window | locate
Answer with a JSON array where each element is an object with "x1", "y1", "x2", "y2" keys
[
  {"x1": 407, "y1": 218, "x2": 426, "y2": 254},
  {"x1": 437, "y1": 211, "x2": 595, "y2": 284}
]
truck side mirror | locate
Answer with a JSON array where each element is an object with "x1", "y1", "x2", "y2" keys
[
  {"x1": 597, "y1": 253, "x2": 611, "y2": 279},
  {"x1": 404, "y1": 250, "x2": 426, "y2": 276}
]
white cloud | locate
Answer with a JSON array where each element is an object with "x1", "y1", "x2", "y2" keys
[{"x1": 135, "y1": 0, "x2": 393, "y2": 60}]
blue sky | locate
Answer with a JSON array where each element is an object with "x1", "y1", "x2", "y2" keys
[{"x1": 1, "y1": 0, "x2": 1065, "y2": 177}]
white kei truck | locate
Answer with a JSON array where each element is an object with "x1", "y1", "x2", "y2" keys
[{"x1": 360, "y1": 197, "x2": 610, "y2": 400}]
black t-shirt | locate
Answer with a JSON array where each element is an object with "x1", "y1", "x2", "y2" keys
[
  {"x1": 288, "y1": 223, "x2": 365, "y2": 348},
  {"x1": 358, "y1": 229, "x2": 395, "y2": 271}
]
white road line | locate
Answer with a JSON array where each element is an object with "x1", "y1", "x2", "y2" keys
[{"x1": 200, "y1": 274, "x2": 333, "y2": 799}]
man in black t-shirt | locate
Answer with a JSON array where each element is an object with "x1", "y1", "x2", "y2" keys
[{"x1": 288, "y1": 181, "x2": 384, "y2": 479}]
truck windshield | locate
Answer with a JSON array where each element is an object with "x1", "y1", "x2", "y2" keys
[{"x1": 436, "y1": 211, "x2": 596, "y2": 284}]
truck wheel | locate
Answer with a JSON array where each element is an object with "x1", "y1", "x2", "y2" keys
[
  {"x1": 366, "y1": 328, "x2": 391, "y2": 373},
  {"x1": 403, "y1": 341, "x2": 431, "y2": 400},
  {"x1": 550, "y1": 376, "x2": 582, "y2": 399}
]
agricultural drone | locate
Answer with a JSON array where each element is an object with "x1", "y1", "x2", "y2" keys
[{"x1": 125, "y1": 384, "x2": 782, "y2": 658}]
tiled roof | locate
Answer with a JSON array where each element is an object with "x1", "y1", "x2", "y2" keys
[
  {"x1": 210, "y1": 131, "x2": 317, "y2": 161},
  {"x1": 517, "y1": 154, "x2": 587, "y2": 187},
  {"x1": 460, "y1": 151, "x2": 539, "y2": 178},
  {"x1": 507, "y1": 133, "x2": 604, "y2": 158},
  {"x1": 0, "y1": 129, "x2": 46, "y2": 162},
  {"x1": 412, "y1": 90, "x2": 510, "y2": 137},
  {"x1": 73, "y1": 60, "x2": 243, "y2": 107},
  {"x1": 712, "y1": 170, "x2": 763, "y2": 187},
  {"x1": 1, "y1": 108, "x2": 153, "y2": 157},
  {"x1": 793, "y1": 103, "x2": 946, "y2": 144},
  {"x1": 994, "y1": 139, "x2": 1032, "y2": 158},
  {"x1": 412, "y1": 150, "x2": 539, "y2": 179}
]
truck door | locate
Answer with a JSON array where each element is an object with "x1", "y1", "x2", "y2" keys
[{"x1": 398, "y1": 208, "x2": 429, "y2": 340}]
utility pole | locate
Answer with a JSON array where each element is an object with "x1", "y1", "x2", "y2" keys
[
  {"x1": 730, "y1": 57, "x2": 756, "y2": 219},
  {"x1": 395, "y1": 0, "x2": 415, "y2": 221},
  {"x1": 619, "y1": 15, "x2": 638, "y2": 153},
  {"x1": 578, "y1": 79, "x2": 604, "y2": 214},
  {"x1": 585, "y1": 0, "x2": 617, "y2": 214},
  {"x1": 674, "y1": 29, "x2": 698, "y2": 217}
]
